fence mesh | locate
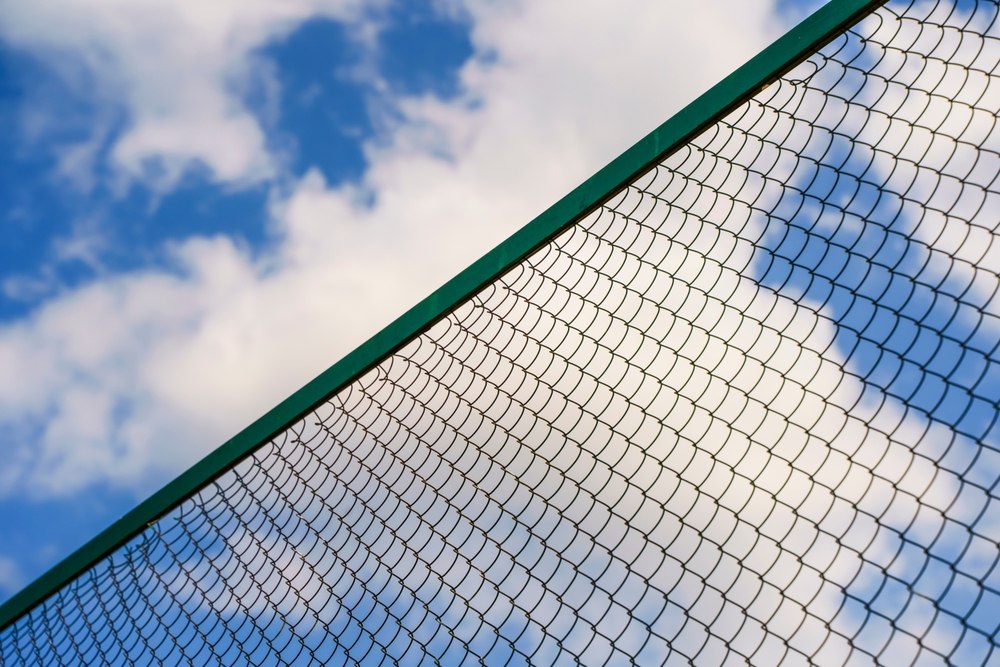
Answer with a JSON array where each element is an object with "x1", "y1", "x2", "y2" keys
[{"x1": 2, "y1": 0, "x2": 999, "y2": 664}]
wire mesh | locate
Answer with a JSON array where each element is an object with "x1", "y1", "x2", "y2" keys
[{"x1": 2, "y1": 0, "x2": 999, "y2": 664}]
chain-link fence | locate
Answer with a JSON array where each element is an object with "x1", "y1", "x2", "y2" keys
[{"x1": 1, "y1": 0, "x2": 998, "y2": 664}]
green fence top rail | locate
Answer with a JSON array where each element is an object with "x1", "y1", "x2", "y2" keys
[{"x1": 0, "y1": 0, "x2": 886, "y2": 633}]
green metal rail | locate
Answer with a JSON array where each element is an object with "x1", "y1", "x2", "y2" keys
[{"x1": 0, "y1": 0, "x2": 886, "y2": 633}]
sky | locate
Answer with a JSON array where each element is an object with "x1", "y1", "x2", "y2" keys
[
  {"x1": 1, "y1": 0, "x2": 998, "y2": 663},
  {"x1": 0, "y1": 0, "x2": 824, "y2": 604}
]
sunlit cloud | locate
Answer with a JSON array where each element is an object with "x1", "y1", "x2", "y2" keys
[{"x1": 0, "y1": 0, "x2": 783, "y2": 499}]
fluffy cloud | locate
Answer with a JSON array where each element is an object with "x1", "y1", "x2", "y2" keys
[
  {"x1": 0, "y1": 0, "x2": 785, "y2": 498},
  {"x1": 0, "y1": 0, "x2": 376, "y2": 190},
  {"x1": 2, "y1": 1, "x2": 996, "y2": 661}
]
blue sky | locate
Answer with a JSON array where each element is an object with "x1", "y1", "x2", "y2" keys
[
  {"x1": 0, "y1": 2, "x2": 472, "y2": 321},
  {"x1": 0, "y1": 0, "x2": 799, "y2": 604},
  {"x1": 0, "y1": 0, "x2": 470, "y2": 592},
  {"x1": 0, "y1": 0, "x2": 997, "y2": 663}
]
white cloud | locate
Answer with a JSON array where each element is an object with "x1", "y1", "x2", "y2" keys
[
  {"x1": 2, "y1": 1, "x2": 995, "y2": 661},
  {"x1": 0, "y1": 0, "x2": 376, "y2": 191},
  {"x1": 0, "y1": 0, "x2": 785, "y2": 498}
]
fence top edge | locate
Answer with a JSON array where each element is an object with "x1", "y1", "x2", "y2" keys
[{"x1": 0, "y1": 0, "x2": 886, "y2": 634}]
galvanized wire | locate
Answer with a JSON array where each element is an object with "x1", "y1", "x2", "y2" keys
[{"x1": 2, "y1": 0, "x2": 998, "y2": 664}]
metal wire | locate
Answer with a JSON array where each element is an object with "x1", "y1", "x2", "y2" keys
[{"x1": 2, "y1": 0, "x2": 998, "y2": 664}]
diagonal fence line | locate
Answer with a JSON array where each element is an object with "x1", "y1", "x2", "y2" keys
[{"x1": 4, "y1": 0, "x2": 1000, "y2": 664}]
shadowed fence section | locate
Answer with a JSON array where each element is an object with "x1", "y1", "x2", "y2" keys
[{"x1": 2, "y1": 0, "x2": 998, "y2": 664}]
